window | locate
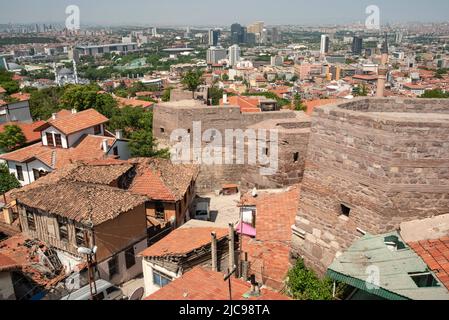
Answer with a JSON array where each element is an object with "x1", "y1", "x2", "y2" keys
[
  {"x1": 26, "y1": 211, "x2": 36, "y2": 231},
  {"x1": 54, "y1": 134, "x2": 62, "y2": 148},
  {"x1": 160, "y1": 128, "x2": 165, "y2": 133},
  {"x1": 125, "y1": 247, "x2": 136, "y2": 269},
  {"x1": 16, "y1": 165, "x2": 24, "y2": 181},
  {"x1": 409, "y1": 273, "x2": 440, "y2": 288},
  {"x1": 340, "y1": 204, "x2": 351, "y2": 217},
  {"x1": 153, "y1": 270, "x2": 172, "y2": 288},
  {"x1": 108, "y1": 256, "x2": 119, "y2": 279},
  {"x1": 263, "y1": 148, "x2": 269, "y2": 156},
  {"x1": 113, "y1": 146, "x2": 119, "y2": 156},
  {"x1": 33, "y1": 169, "x2": 47, "y2": 181},
  {"x1": 94, "y1": 125, "x2": 102, "y2": 135},
  {"x1": 293, "y1": 152, "x2": 299, "y2": 163},
  {"x1": 46, "y1": 132, "x2": 54, "y2": 146},
  {"x1": 155, "y1": 201, "x2": 165, "y2": 220},
  {"x1": 58, "y1": 217, "x2": 69, "y2": 242},
  {"x1": 75, "y1": 226, "x2": 85, "y2": 247}
]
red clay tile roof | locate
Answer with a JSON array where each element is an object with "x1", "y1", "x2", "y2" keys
[
  {"x1": 240, "y1": 186, "x2": 300, "y2": 291},
  {"x1": 0, "y1": 121, "x2": 46, "y2": 144},
  {"x1": 116, "y1": 97, "x2": 154, "y2": 109},
  {"x1": 139, "y1": 227, "x2": 228, "y2": 258},
  {"x1": 145, "y1": 267, "x2": 290, "y2": 300},
  {"x1": 10, "y1": 92, "x2": 31, "y2": 102},
  {"x1": 129, "y1": 158, "x2": 199, "y2": 202},
  {"x1": 408, "y1": 237, "x2": 449, "y2": 291},
  {"x1": 220, "y1": 96, "x2": 261, "y2": 113},
  {"x1": 0, "y1": 135, "x2": 117, "y2": 169},
  {"x1": 0, "y1": 252, "x2": 20, "y2": 272},
  {"x1": 34, "y1": 109, "x2": 109, "y2": 135}
]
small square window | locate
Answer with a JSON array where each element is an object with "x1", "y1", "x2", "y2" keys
[
  {"x1": 293, "y1": 152, "x2": 299, "y2": 163},
  {"x1": 160, "y1": 128, "x2": 165, "y2": 133},
  {"x1": 341, "y1": 204, "x2": 351, "y2": 217},
  {"x1": 108, "y1": 256, "x2": 119, "y2": 279}
]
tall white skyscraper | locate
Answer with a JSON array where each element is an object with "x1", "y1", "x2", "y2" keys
[
  {"x1": 320, "y1": 34, "x2": 330, "y2": 55},
  {"x1": 207, "y1": 46, "x2": 227, "y2": 64},
  {"x1": 228, "y1": 44, "x2": 241, "y2": 67}
]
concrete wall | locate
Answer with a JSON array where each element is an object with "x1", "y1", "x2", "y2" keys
[
  {"x1": 0, "y1": 272, "x2": 15, "y2": 300},
  {"x1": 291, "y1": 98, "x2": 449, "y2": 274}
]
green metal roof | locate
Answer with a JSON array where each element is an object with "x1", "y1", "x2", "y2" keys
[{"x1": 327, "y1": 231, "x2": 449, "y2": 300}]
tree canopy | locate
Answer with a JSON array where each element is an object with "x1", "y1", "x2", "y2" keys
[
  {"x1": 0, "y1": 163, "x2": 21, "y2": 196},
  {"x1": 420, "y1": 89, "x2": 449, "y2": 99},
  {"x1": 0, "y1": 125, "x2": 27, "y2": 152},
  {"x1": 181, "y1": 70, "x2": 204, "y2": 98}
]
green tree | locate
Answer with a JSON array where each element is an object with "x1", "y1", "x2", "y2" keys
[
  {"x1": 0, "y1": 163, "x2": 21, "y2": 203},
  {"x1": 29, "y1": 86, "x2": 65, "y2": 120},
  {"x1": 129, "y1": 129, "x2": 169, "y2": 158},
  {"x1": 0, "y1": 125, "x2": 26, "y2": 152},
  {"x1": 293, "y1": 93, "x2": 305, "y2": 111},
  {"x1": 286, "y1": 259, "x2": 336, "y2": 300},
  {"x1": 181, "y1": 70, "x2": 204, "y2": 98},
  {"x1": 161, "y1": 87, "x2": 172, "y2": 102},
  {"x1": 0, "y1": 70, "x2": 20, "y2": 94},
  {"x1": 420, "y1": 89, "x2": 449, "y2": 99},
  {"x1": 208, "y1": 86, "x2": 224, "y2": 106}
]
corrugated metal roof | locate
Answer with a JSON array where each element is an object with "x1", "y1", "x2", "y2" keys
[{"x1": 327, "y1": 231, "x2": 449, "y2": 300}]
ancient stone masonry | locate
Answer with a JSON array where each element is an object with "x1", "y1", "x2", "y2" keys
[
  {"x1": 291, "y1": 98, "x2": 449, "y2": 275},
  {"x1": 153, "y1": 100, "x2": 311, "y2": 192}
]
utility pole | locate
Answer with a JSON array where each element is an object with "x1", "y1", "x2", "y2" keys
[
  {"x1": 224, "y1": 265, "x2": 237, "y2": 301},
  {"x1": 211, "y1": 232, "x2": 218, "y2": 272}
]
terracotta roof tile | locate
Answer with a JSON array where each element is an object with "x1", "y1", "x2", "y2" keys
[
  {"x1": 409, "y1": 238, "x2": 449, "y2": 291},
  {"x1": 139, "y1": 227, "x2": 228, "y2": 258},
  {"x1": 16, "y1": 181, "x2": 148, "y2": 226},
  {"x1": 0, "y1": 121, "x2": 46, "y2": 144},
  {"x1": 145, "y1": 267, "x2": 289, "y2": 300},
  {"x1": 34, "y1": 109, "x2": 108, "y2": 135}
]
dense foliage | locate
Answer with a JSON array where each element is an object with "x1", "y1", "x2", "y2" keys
[
  {"x1": 420, "y1": 89, "x2": 449, "y2": 98},
  {"x1": 0, "y1": 163, "x2": 21, "y2": 196},
  {"x1": 0, "y1": 125, "x2": 26, "y2": 152},
  {"x1": 286, "y1": 259, "x2": 336, "y2": 300}
]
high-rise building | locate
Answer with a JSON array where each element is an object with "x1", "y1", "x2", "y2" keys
[
  {"x1": 231, "y1": 23, "x2": 246, "y2": 44},
  {"x1": 152, "y1": 27, "x2": 158, "y2": 37},
  {"x1": 352, "y1": 36, "x2": 363, "y2": 55},
  {"x1": 208, "y1": 29, "x2": 219, "y2": 46},
  {"x1": 271, "y1": 27, "x2": 281, "y2": 43},
  {"x1": 320, "y1": 35, "x2": 330, "y2": 55},
  {"x1": 228, "y1": 44, "x2": 241, "y2": 67},
  {"x1": 247, "y1": 21, "x2": 264, "y2": 35},
  {"x1": 395, "y1": 31, "x2": 403, "y2": 44},
  {"x1": 206, "y1": 46, "x2": 227, "y2": 64}
]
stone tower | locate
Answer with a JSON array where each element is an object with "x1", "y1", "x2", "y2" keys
[
  {"x1": 291, "y1": 98, "x2": 449, "y2": 274},
  {"x1": 376, "y1": 33, "x2": 389, "y2": 97}
]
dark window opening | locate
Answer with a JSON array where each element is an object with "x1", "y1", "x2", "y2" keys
[
  {"x1": 46, "y1": 132, "x2": 54, "y2": 146},
  {"x1": 54, "y1": 134, "x2": 62, "y2": 148},
  {"x1": 94, "y1": 125, "x2": 102, "y2": 135},
  {"x1": 75, "y1": 226, "x2": 86, "y2": 247},
  {"x1": 33, "y1": 169, "x2": 47, "y2": 181},
  {"x1": 153, "y1": 270, "x2": 172, "y2": 288},
  {"x1": 58, "y1": 217, "x2": 69, "y2": 242},
  {"x1": 155, "y1": 201, "x2": 165, "y2": 220},
  {"x1": 409, "y1": 273, "x2": 440, "y2": 288},
  {"x1": 263, "y1": 148, "x2": 269, "y2": 156},
  {"x1": 113, "y1": 146, "x2": 119, "y2": 156},
  {"x1": 293, "y1": 152, "x2": 299, "y2": 163},
  {"x1": 341, "y1": 204, "x2": 351, "y2": 217},
  {"x1": 125, "y1": 247, "x2": 136, "y2": 269},
  {"x1": 160, "y1": 128, "x2": 165, "y2": 133},
  {"x1": 108, "y1": 256, "x2": 119, "y2": 279},
  {"x1": 26, "y1": 211, "x2": 36, "y2": 231},
  {"x1": 16, "y1": 165, "x2": 24, "y2": 181}
]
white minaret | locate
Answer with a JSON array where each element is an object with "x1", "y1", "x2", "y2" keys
[{"x1": 72, "y1": 59, "x2": 79, "y2": 84}]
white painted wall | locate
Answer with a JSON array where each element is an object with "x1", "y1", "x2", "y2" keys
[
  {"x1": 41, "y1": 126, "x2": 68, "y2": 148},
  {"x1": 108, "y1": 140, "x2": 131, "y2": 160},
  {"x1": 142, "y1": 259, "x2": 180, "y2": 297},
  {"x1": 67, "y1": 125, "x2": 104, "y2": 148},
  {"x1": 7, "y1": 159, "x2": 52, "y2": 186}
]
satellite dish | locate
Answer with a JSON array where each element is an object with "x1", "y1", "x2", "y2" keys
[{"x1": 129, "y1": 287, "x2": 145, "y2": 301}]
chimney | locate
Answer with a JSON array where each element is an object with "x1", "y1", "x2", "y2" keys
[
  {"x1": 223, "y1": 93, "x2": 228, "y2": 104},
  {"x1": 228, "y1": 224, "x2": 236, "y2": 277},
  {"x1": 102, "y1": 139, "x2": 109, "y2": 153},
  {"x1": 211, "y1": 232, "x2": 218, "y2": 272},
  {"x1": 115, "y1": 129, "x2": 123, "y2": 140},
  {"x1": 52, "y1": 113, "x2": 57, "y2": 120},
  {"x1": 71, "y1": 108, "x2": 77, "y2": 114}
]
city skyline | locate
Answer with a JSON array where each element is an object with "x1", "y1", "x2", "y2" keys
[{"x1": 1, "y1": 0, "x2": 449, "y2": 26}]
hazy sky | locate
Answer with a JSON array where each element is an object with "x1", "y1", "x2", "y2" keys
[{"x1": 1, "y1": 0, "x2": 449, "y2": 26}]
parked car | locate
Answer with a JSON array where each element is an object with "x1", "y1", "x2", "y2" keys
[{"x1": 61, "y1": 279, "x2": 124, "y2": 300}]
